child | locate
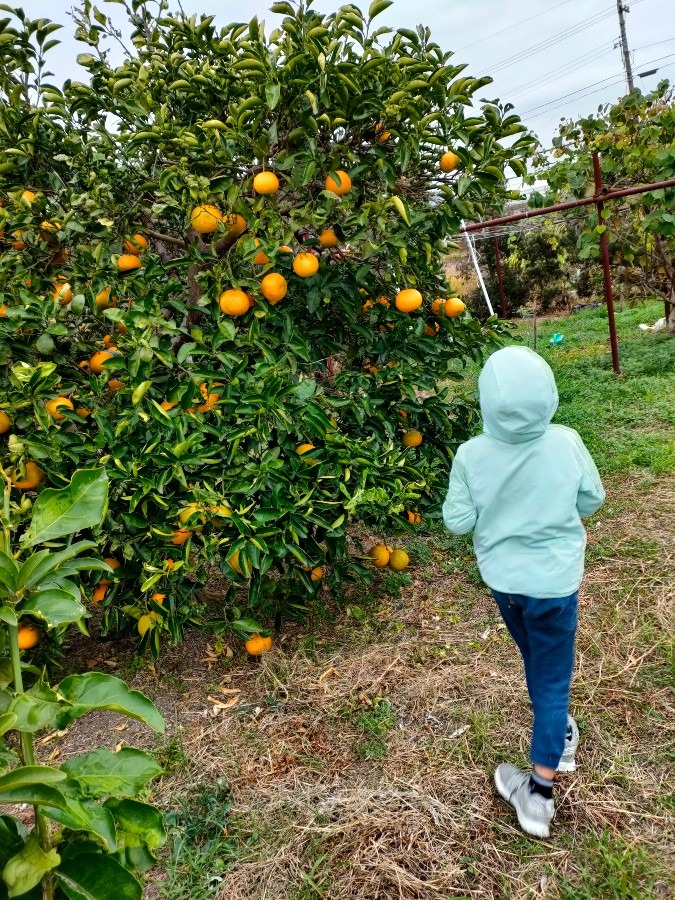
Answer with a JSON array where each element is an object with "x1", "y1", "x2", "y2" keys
[{"x1": 442, "y1": 346, "x2": 604, "y2": 838}]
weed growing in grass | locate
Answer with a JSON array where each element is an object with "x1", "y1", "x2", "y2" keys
[
  {"x1": 556, "y1": 830, "x2": 666, "y2": 899},
  {"x1": 163, "y1": 781, "x2": 242, "y2": 900},
  {"x1": 354, "y1": 698, "x2": 397, "y2": 760},
  {"x1": 381, "y1": 571, "x2": 412, "y2": 596}
]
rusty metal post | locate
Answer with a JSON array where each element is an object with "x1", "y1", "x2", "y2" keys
[
  {"x1": 494, "y1": 237, "x2": 507, "y2": 318},
  {"x1": 592, "y1": 152, "x2": 621, "y2": 375}
]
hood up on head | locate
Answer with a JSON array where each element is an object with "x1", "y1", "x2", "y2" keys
[{"x1": 478, "y1": 346, "x2": 559, "y2": 444}]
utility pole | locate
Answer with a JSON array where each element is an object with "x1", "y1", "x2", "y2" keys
[{"x1": 617, "y1": 1, "x2": 634, "y2": 91}]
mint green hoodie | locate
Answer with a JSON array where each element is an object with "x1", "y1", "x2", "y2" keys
[{"x1": 442, "y1": 346, "x2": 605, "y2": 598}]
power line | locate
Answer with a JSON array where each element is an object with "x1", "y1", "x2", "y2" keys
[
  {"x1": 507, "y1": 42, "x2": 618, "y2": 99},
  {"x1": 455, "y1": 0, "x2": 577, "y2": 51},
  {"x1": 485, "y1": 4, "x2": 620, "y2": 75},
  {"x1": 522, "y1": 50, "x2": 675, "y2": 117}
]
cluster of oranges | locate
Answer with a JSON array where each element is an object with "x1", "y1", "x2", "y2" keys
[{"x1": 368, "y1": 545, "x2": 410, "y2": 571}]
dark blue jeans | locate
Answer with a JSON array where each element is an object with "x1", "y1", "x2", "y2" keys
[{"x1": 491, "y1": 590, "x2": 578, "y2": 770}]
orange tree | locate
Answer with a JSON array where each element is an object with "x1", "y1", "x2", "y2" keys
[{"x1": 0, "y1": 1, "x2": 535, "y2": 653}]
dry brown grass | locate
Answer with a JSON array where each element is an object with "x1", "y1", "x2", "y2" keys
[{"x1": 101, "y1": 473, "x2": 671, "y2": 899}]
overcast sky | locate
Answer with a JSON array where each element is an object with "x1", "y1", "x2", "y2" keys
[{"x1": 17, "y1": 0, "x2": 675, "y2": 151}]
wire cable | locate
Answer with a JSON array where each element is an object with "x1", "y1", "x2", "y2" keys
[
  {"x1": 522, "y1": 50, "x2": 675, "y2": 117},
  {"x1": 483, "y1": 0, "x2": 646, "y2": 77},
  {"x1": 455, "y1": 0, "x2": 577, "y2": 52}
]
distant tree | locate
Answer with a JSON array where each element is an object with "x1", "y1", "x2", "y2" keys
[{"x1": 535, "y1": 82, "x2": 675, "y2": 332}]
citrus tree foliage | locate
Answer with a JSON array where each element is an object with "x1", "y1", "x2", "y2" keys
[
  {"x1": 0, "y1": 0, "x2": 535, "y2": 652},
  {"x1": 535, "y1": 82, "x2": 675, "y2": 325},
  {"x1": 0, "y1": 467, "x2": 164, "y2": 899}
]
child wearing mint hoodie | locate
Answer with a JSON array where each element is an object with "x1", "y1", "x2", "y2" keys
[{"x1": 443, "y1": 346, "x2": 605, "y2": 838}]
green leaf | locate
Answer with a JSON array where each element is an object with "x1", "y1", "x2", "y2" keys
[
  {"x1": 0, "y1": 713, "x2": 17, "y2": 737},
  {"x1": 0, "y1": 608, "x2": 17, "y2": 627},
  {"x1": 265, "y1": 83, "x2": 281, "y2": 110},
  {"x1": 369, "y1": 0, "x2": 393, "y2": 18},
  {"x1": 3, "y1": 833, "x2": 60, "y2": 899},
  {"x1": 0, "y1": 767, "x2": 67, "y2": 811},
  {"x1": 105, "y1": 798, "x2": 166, "y2": 856},
  {"x1": 61, "y1": 749, "x2": 162, "y2": 799},
  {"x1": 56, "y1": 853, "x2": 142, "y2": 900},
  {"x1": 131, "y1": 381, "x2": 151, "y2": 406},
  {"x1": 22, "y1": 470, "x2": 109, "y2": 548},
  {"x1": 43, "y1": 797, "x2": 117, "y2": 851},
  {"x1": 0, "y1": 553, "x2": 18, "y2": 593},
  {"x1": 21, "y1": 591, "x2": 86, "y2": 627},
  {"x1": 294, "y1": 379, "x2": 316, "y2": 401},
  {"x1": 17, "y1": 542, "x2": 98, "y2": 590},
  {"x1": 8, "y1": 683, "x2": 61, "y2": 733},
  {"x1": 55, "y1": 673, "x2": 164, "y2": 733}
]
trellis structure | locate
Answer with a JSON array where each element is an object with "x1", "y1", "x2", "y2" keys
[{"x1": 461, "y1": 152, "x2": 675, "y2": 374}]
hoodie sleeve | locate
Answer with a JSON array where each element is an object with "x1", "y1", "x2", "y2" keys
[
  {"x1": 573, "y1": 433, "x2": 605, "y2": 518},
  {"x1": 442, "y1": 449, "x2": 477, "y2": 535}
]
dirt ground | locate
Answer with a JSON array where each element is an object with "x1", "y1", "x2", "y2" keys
[{"x1": 45, "y1": 471, "x2": 675, "y2": 899}]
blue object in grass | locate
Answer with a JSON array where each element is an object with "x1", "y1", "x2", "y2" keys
[{"x1": 549, "y1": 333, "x2": 564, "y2": 346}]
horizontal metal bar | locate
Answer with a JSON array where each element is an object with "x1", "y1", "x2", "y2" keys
[{"x1": 461, "y1": 177, "x2": 675, "y2": 232}]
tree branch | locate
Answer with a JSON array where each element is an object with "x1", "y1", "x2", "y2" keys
[{"x1": 143, "y1": 227, "x2": 188, "y2": 248}]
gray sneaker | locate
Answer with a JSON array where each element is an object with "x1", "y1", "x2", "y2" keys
[
  {"x1": 494, "y1": 763, "x2": 555, "y2": 838},
  {"x1": 557, "y1": 714, "x2": 579, "y2": 773}
]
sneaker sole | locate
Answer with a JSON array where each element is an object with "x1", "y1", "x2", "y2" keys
[
  {"x1": 494, "y1": 768, "x2": 551, "y2": 839},
  {"x1": 556, "y1": 757, "x2": 577, "y2": 773}
]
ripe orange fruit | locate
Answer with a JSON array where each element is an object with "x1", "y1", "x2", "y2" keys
[
  {"x1": 245, "y1": 633, "x2": 272, "y2": 655},
  {"x1": 118, "y1": 254, "x2": 142, "y2": 272},
  {"x1": 431, "y1": 299, "x2": 444, "y2": 316},
  {"x1": 76, "y1": 407, "x2": 90, "y2": 418},
  {"x1": 310, "y1": 566, "x2": 324, "y2": 581},
  {"x1": 17, "y1": 622, "x2": 41, "y2": 650},
  {"x1": 52, "y1": 282, "x2": 73, "y2": 304},
  {"x1": 92, "y1": 583, "x2": 107, "y2": 604},
  {"x1": 402, "y1": 430, "x2": 423, "y2": 448},
  {"x1": 89, "y1": 349, "x2": 121, "y2": 374},
  {"x1": 0, "y1": 410, "x2": 11, "y2": 433},
  {"x1": 224, "y1": 213, "x2": 247, "y2": 236},
  {"x1": 0, "y1": 304, "x2": 7, "y2": 318},
  {"x1": 388, "y1": 548, "x2": 410, "y2": 571},
  {"x1": 228, "y1": 550, "x2": 243, "y2": 575},
  {"x1": 11, "y1": 462, "x2": 46, "y2": 490},
  {"x1": 325, "y1": 170, "x2": 352, "y2": 196},
  {"x1": 319, "y1": 229, "x2": 340, "y2": 249},
  {"x1": 424, "y1": 322, "x2": 440, "y2": 336},
  {"x1": 444, "y1": 297, "x2": 466, "y2": 318},
  {"x1": 170, "y1": 529, "x2": 192, "y2": 545},
  {"x1": 368, "y1": 545, "x2": 392, "y2": 567},
  {"x1": 190, "y1": 204, "x2": 223, "y2": 234},
  {"x1": 261, "y1": 273, "x2": 287, "y2": 305},
  {"x1": 395, "y1": 289, "x2": 423, "y2": 312},
  {"x1": 440, "y1": 151, "x2": 461, "y2": 173},
  {"x1": 407, "y1": 511, "x2": 422, "y2": 525},
  {"x1": 296, "y1": 443, "x2": 315, "y2": 455},
  {"x1": 45, "y1": 396, "x2": 74, "y2": 420},
  {"x1": 21, "y1": 190, "x2": 36, "y2": 205},
  {"x1": 123, "y1": 234, "x2": 148, "y2": 255},
  {"x1": 160, "y1": 400, "x2": 178, "y2": 411},
  {"x1": 99, "y1": 557, "x2": 120, "y2": 587},
  {"x1": 165, "y1": 559, "x2": 175, "y2": 571},
  {"x1": 219, "y1": 289, "x2": 250, "y2": 316},
  {"x1": 377, "y1": 130, "x2": 391, "y2": 144},
  {"x1": 253, "y1": 171, "x2": 280, "y2": 195},
  {"x1": 209, "y1": 504, "x2": 232, "y2": 525},
  {"x1": 293, "y1": 252, "x2": 319, "y2": 278},
  {"x1": 151, "y1": 592, "x2": 165, "y2": 605},
  {"x1": 107, "y1": 379, "x2": 124, "y2": 392},
  {"x1": 253, "y1": 239, "x2": 270, "y2": 265},
  {"x1": 137, "y1": 614, "x2": 154, "y2": 637},
  {"x1": 96, "y1": 287, "x2": 117, "y2": 310}
]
